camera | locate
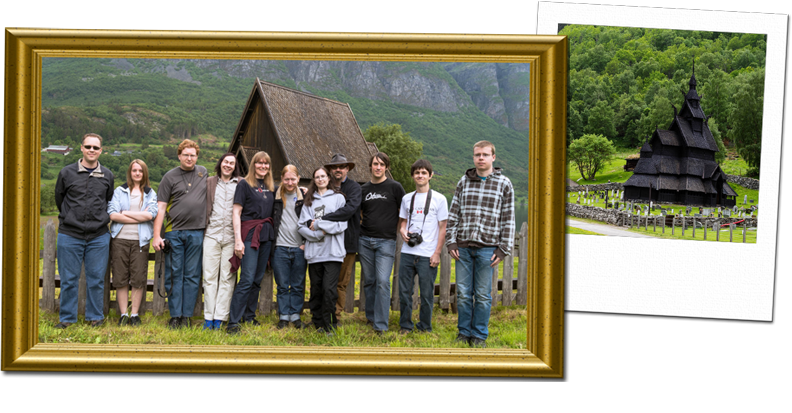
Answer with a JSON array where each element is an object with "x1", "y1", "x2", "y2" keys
[
  {"x1": 161, "y1": 238, "x2": 172, "y2": 254},
  {"x1": 407, "y1": 232, "x2": 423, "y2": 247}
]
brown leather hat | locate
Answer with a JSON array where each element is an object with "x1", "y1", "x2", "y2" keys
[{"x1": 324, "y1": 153, "x2": 355, "y2": 171}]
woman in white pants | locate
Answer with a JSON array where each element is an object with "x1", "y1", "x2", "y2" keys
[{"x1": 201, "y1": 153, "x2": 241, "y2": 329}]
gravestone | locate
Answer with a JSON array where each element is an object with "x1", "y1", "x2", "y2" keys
[
  {"x1": 744, "y1": 195, "x2": 748, "y2": 204},
  {"x1": 724, "y1": 210, "x2": 731, "y2": 217},
  {"x1": 750, "y1": 199, "x2": 755, "y2": 204}
]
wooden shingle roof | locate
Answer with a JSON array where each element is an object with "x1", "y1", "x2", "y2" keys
[{"x1": 230, "y1": 79, "x2": 376, "y2": 183}]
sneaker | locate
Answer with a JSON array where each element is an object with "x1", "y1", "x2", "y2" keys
[
  {"x1": 203, "y1": 319, "x2": 213, "y2": 330},
  {"x1": 168, "y1": 317, "x2": 181, "y2": 329},
  {"x1": 180, "y1": 317, "x2": 192, "y2": 328},
  {"x1": 455, "y1": 334, "x2": 471, "y2": 345},
  {"x1": 54, "y1": 322, "x2": 72, "y2": 329},
  {"x1": 292, "y1": 319, "x2": 303, "y2": 329},
  {"x1": 90, "y1": 319, "x2": 105, "y2": 328},
  {"x1": 277, "y1": 320, "x2": 289, "y2": 329},
  {"x1": 470, "y1": 337, "x2": 487, "y2": 348},
  {"x1": 213, "y1": 320, "x2": 223, "y2": 329},
  {"x1": 325, "y1": 330, "x2": 336, "y2": 337},
  {"x1": 226, "y1": 324, "x2": 241, "y2": 335},
  {"x1": 118, "y1": 314, "x2": 129, "y2": 326},
  {"x1": 129, "y1": 315, "x2": 142, "y2": 326}
]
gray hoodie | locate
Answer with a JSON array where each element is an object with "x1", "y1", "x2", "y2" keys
[{"x1": 298, "y1": 189, "x2": 348, "y2": 264}]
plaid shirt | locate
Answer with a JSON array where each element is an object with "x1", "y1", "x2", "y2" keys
[{"x1": 445, "y1": 167, "x2": 515, "y2": 258}]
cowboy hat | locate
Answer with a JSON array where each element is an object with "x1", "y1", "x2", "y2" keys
[{"x1": 324, "y1": 153, "x2": 355, "y2": 171}]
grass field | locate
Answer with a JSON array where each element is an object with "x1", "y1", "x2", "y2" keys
[
  {"x1": 566, "y1": 226, "x2": 603, "y2": 236},
  {"x1": 38, "y1": 304, "x2": 527, "y2": 348},
  {"x1": 566, "y1": 214, "x2": 757, "y2": 243}
]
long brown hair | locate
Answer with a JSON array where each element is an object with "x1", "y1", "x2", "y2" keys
[
  {"x1": 304, "y1": 166, "x2": 343, "y2": 207},
  {"x1": 125, "y1": 159, "x2": 150, "y2": 208},
  {"x1": 244, "y1": 151, "x2": 274, "y2": 191}
]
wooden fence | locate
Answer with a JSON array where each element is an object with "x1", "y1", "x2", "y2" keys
[
  {"x1": 39, "y1": 219, "x2": 529, "y2": 317},
  {"x1": 624, "y1": 213, "x2": 754, "y2": 243}
]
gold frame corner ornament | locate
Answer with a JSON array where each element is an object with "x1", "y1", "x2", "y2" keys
[{"x1": 2, "y1": 28, "x2": 567, "y2": 377}]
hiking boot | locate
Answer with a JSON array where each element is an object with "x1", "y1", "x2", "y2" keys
[
  {"x1": 180, "y1": 317, "x2": 191, "y2": 328},
  {"x1": 292, "y1": 319, "x2": 303, "y2": 329},
  {"x1": 129, "y1": 315, "x2": 142, "y2": 326},
  {"x1": 277, "y1": 320, "x2": 289, "y2": 329},
  {"x1": 470, "y1": 337, "x2": 487, "y2": 348},
  {"x1": 455, "y1": 333, "x2": 471, "y2": 345},
  {"x1": 168, "y1": 317, "x2": 181, "y2": 329},
  {"x1": 226, "y1": 324, "x2": 241, "y2": 335},
  {"x1": 54, "y1": 322, "x2": 72, "y2": 330},
  {"x1": 118, "y1": 314, "x2": 129, "y2": 326},
  {"x1": 203, "y1": 319, "x2": 213, "y2": 330}
]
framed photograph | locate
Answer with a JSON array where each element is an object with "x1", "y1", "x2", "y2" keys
[
  {"x1": 2, "y1": 29, "x2": 566, "y2": 376},
  {"x1": 538, "y1": 2, "x2": 786, "y2": 320}
]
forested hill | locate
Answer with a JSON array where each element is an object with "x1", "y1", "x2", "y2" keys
[
  {"x1": 41, "y1": 58, "x2": 531, "y2": 200},
  {"x1": 562, "y1": 25, "x2": 766, "y2": 173}
]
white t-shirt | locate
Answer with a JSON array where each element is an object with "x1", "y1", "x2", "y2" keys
[{"x1": 398, "y1": 189, "x2": 449, "y2": 257}]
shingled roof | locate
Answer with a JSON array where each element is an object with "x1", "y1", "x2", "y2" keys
[{"x1": 229, "y1": 79, "x2": 376, "y2": 183}]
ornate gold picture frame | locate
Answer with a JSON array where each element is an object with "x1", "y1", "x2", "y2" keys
[{"x1": 2, "y1": 29, "x2": 566, "y2": 377}]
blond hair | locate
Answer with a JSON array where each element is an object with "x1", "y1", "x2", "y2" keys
[
  {"x1": 245, "y1": 151, "x2": 275, "y2": 191},
  {"x1": 473, "y1": 140, "x2": 495, "y2": 156},
  {"x1": 276, "y1": 164, "x2": 300, "y2": 199}
]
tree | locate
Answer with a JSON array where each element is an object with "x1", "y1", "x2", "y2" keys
[
  {"x1": 584, "y1": 100, "x2": 617, "y2": 139},
  {"x1": 363, "y1": 122, "x2": 423, "y2": 192},
  {"x1": 727, "y1": 68, "x2": 764, "y2": 171},
  {"x1": 568, "y1": 134, "x2": 615, "y2": 181}
]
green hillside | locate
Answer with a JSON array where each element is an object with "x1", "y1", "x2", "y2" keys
[{"x1": 41, "y1": 58, "x2": 529, "y2": 201}]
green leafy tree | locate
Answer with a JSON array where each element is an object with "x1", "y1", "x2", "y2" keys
[
  {"x1": 40, "y1": 184, "x2": 57, "y2": 214},
  {"x1": 727, "y1": 68, "x2": 764, "y2": 170},
  {"x1": 585, "y1": 100, "x2": 617, "y2": 139},
  {"x1": 568, "y1": 134, "x2": 616, "y2": 181},
  {"x1": 363, "y1": 122, "x2": 423, "y2": 192}
]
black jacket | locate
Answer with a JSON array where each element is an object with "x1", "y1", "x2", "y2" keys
[{"x1": 55, "y1": 161, "x2": 115, "y2": 240}]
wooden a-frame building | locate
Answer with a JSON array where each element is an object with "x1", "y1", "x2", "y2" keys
[
  {"x1": 228, "y1": 79, "x2": 378, "y2": 185},
  {"x1": 623, "y1": 70, "x2": 737, "y2": 207}
]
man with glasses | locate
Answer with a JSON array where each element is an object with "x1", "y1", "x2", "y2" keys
[
  {"x1": 152, "y1": 139, "x2": 208, "y2": 329},
  {"x1": 320, "y1": 154, "x2": 362, "y2": 321},
  {"x1": 54, "y1": 133, "x2": 115, "y2": 329}
]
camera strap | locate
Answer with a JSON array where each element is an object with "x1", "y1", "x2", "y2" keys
[
  {"x1": 408, "y1": 189, "x2": 432, "y2": 235},
  {"x1": 155, "y1": 242, "x2": 174, "y2": 298}
]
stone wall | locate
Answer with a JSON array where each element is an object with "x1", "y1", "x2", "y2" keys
[
  {"x1": 566, "y1": 182, "x2": 624, "y2": 193},
  {"x1": 726, "y1": 174, "x2": 760, "y2": 190},
  {"x1": 566, "y1": 203, "x2": 758, "y2": 229},
  {"x1": 567, "y1": 175, "x2": 759, "y2": 193}
]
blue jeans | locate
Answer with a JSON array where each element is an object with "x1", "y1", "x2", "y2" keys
[
  {"x1": 272, "y1": 246, "x2": 307, "y2": 321},
  {"x1": 57, "y1": 232, "x2": 110, "y2": 323},
  {"x1": 359, "y1": 236, "x2": 396, "y2": 331},
  {"x1": 228, "y1": 240, "x2": 272, "y2": 326},
  {"x1": 164, "y1": 230, "x2": 204, "y2": 318},
  {"x1": 398, "y1": 253, "x2": 438, "y2": 332},
  {"x1": 456, "y1": 246, "x2": 496, "y2": 340}
]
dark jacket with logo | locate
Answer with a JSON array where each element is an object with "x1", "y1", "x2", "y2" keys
[
  {"x1": 55, "y1": 160, "x2": 115, "y2": 240},
  {"x1": 320, "y1": 178, "x2": 362, "y2": 253}
]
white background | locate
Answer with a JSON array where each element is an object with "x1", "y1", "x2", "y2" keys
[{"x1": 0, "y1": 0, "x2": 792, "y2": 406}]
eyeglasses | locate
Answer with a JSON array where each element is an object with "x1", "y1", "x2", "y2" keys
[
  {"x1": 83, "y1": 145, "x2": 101, "y2": 151},
  {"x1": 330, "y1": 165, "x2": 348, "y2": 170}
]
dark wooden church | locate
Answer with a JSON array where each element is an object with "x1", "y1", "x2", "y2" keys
[
  {"x1": 623, "y1": 70, "x2": 737, "y2": 207},
  {"x1": 228, "y1": 78, "x2": 378, "y2": 185}
]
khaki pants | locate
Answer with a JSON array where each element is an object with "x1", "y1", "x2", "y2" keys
[
  {"x1": 335, "y1": 253, "x2": 356, "y2": 316},
  {"x1": 202, "y1": 236, "x2": 236, "y2": 321}
]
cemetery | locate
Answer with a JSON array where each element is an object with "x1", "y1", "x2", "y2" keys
[{"x1": 565, "y1": 186, "x2": 758, "y2": 243}]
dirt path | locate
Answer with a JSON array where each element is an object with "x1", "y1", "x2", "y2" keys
[{"x1": 567, "y1": 218, "x2": 656, "y2": 239}]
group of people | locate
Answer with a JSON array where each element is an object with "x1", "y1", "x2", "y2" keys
[{"x1": 53, "y1": 133, "x2": 514, "y2": 347}]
